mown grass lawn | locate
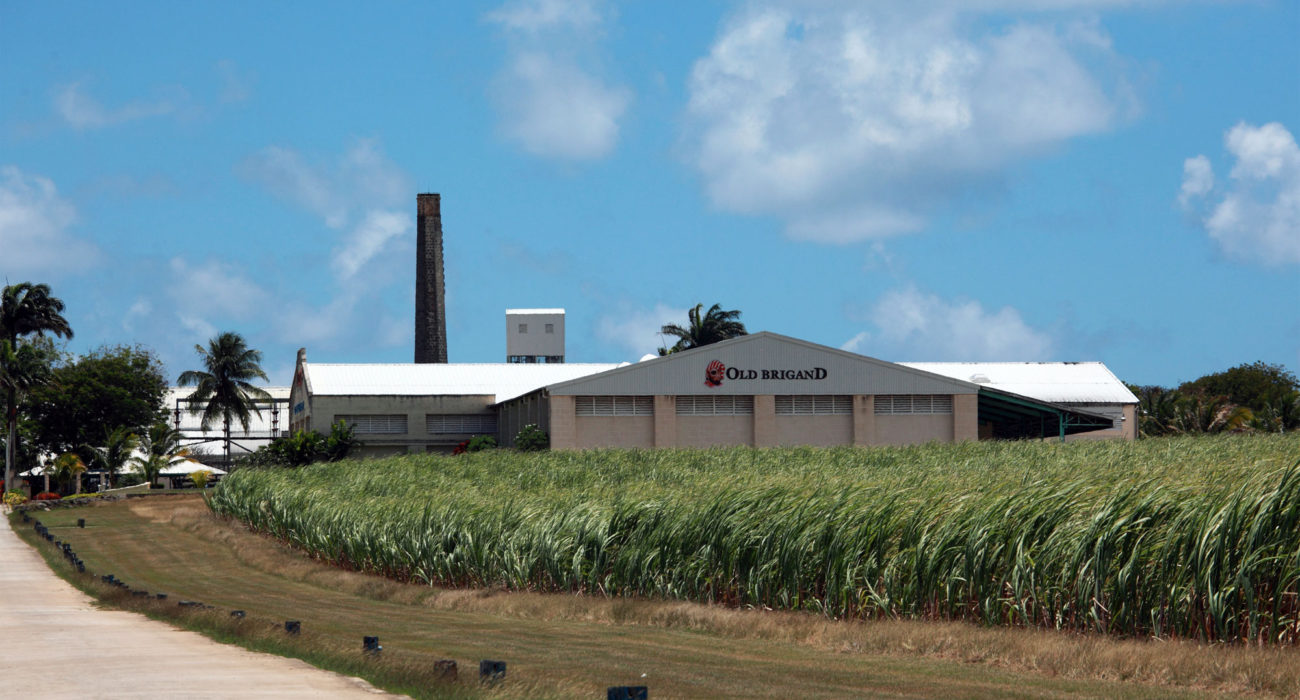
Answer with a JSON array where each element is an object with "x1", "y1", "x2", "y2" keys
[{"x1": 13, "y1": 495, "x2": 1273, "y2": 699}]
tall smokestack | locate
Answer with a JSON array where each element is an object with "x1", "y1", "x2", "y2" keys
[{"x1": 415, "y1": 193, "x2": 447, "y2": 363}]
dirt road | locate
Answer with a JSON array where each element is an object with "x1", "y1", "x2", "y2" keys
[{"x1": 0, "y1": 513, "x2": 397, "y2": 699}]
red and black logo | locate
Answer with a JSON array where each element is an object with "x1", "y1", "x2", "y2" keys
[{"x1": 704, "y1": 360, "x2": 726, "y2": 387}]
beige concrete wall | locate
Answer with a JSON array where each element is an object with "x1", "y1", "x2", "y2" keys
[
  {"x1": 853, "y1": 395, "x2": 875, "y2": 446},
  {"x1": 549, "y1": 395, "x2": 576, "y2": 450},
  {"x1": 676, "y1": 415, "x2": 755, "y2": 448},
  {"x1": 774, "y1": 415, "x2": 853, "y2": 447},
  {"x1": 310, "y1": 394, "x2": 495, "y2": 452},
  {"x1": 753, "y1": 395, "x2": 777, "y2": 448},
  {"x1": 653, "y1": 396, "x2": 677, "y2": 447},
  {"x1": 574, "y1": 416, "x2": 654, "y2": 448},
  {"x1": 873, "y1": 414, "x2": 955, "y2": 446},
  {"x1": 954, "y1": 393, "x2": 979, "y2": 442}
]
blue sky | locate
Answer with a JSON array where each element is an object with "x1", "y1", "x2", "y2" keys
[{"x1": 2, "y1": 0, "x2": 1296, "y2": 387}]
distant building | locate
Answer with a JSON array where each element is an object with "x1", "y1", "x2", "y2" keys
[
  {"x1": 289, "y1": 332, "x2": 1135, "y2": 455},
  {"x1": 506, "y1": 308, "x2": 565, "y2": 363}
]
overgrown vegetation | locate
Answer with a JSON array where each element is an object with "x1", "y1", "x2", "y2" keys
[{"x1": 211, "y1": 433, "x2": 1300, "y2": 644}]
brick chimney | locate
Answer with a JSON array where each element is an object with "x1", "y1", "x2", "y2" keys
[{"x1": 414, "y1": 193, "x2": 447, "y2": 363}]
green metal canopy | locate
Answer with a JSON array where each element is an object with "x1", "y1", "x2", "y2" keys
[{"x1": 977, "y1": 388, "x2": 1115, "y2": 441}]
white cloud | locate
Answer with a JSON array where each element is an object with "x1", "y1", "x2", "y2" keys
[
  {"x1": 1179, "y1": 155, "x2": 1213, "y2": 206},
  {"x1": 1180, "y1": 122, "x2": 1300, "y2": 266},
  {"x1": 596, "y1": 303, "x2": 688, "y2": 358},
  {"x1": 840, "y1": 331, "x2": 870, "y2": 354},
  {"x1": 167, "y1": 257, "x2": 271, "y2": 323},
  {"x1": 241, "y1": 139, "x2": 412, "y2": 274},
  {"x1": 486, "y1": 0, "x2": 600, "y2": 32},
  {"x1": 54, "y1": 82, "x2": 178, "y2": 130},
  {"x1": 332, "y1": 210, "x2": 410, "y2": 279},
  {"x1": 683, "y1": 4, "x2": 1130, "y2": 242},
  {"x1": 0, "y1": 166, "x2": 97, "y2": 273},
  {"x1": 861, "y1": 286, "x2": 1055, "y2": 360},
  {"x1": 488, "y1": 0, "x2": 631, "y2": 161}
]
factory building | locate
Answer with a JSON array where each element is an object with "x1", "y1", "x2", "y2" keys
[
  {"x1": 285, "y1": 193, "x2": 1135, "y2": 454},
  {"x1": 291, "y1": 333, "x2": 1132, "y2": 454}
]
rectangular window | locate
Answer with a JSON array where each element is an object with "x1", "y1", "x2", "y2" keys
[
  {"x1": 545, "y1": 323, "x2": 554, "y2": 334},
  {"x1": 336, "y1": 414, "x2": 408, "y2": 434},
  {"x1": 426, "y1": 414, "x2": 498, "y2": 434},
  {"x1": 775, "y1": 395, "x2": 852, "y2": 415},
  {"x1": 873, "y1": 395, "x2": 954, "y2": 415},
  {"x1": 575, "y1": 396, "x2": 654, "y2": 416},
  {"x1": 518, "y1": 323, "x2": 528, "y2": 333},
  {"x1": 676, "y1": 395, "x2": 755, "y2": 415}
]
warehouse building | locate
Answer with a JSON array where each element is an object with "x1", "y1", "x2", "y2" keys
[{"x1": 291, "y1": 332, "x2": 1130, "y2": 453}]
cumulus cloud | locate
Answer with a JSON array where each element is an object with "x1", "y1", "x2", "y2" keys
[
  {"x1": 683, "y1": 3, "x2": 1130, "y2": 242},
  {"x1": 488, "y1": 0, "x2": 631, "y2": 161},
  {"x1": 858, "y1": 286, "x2": 1055, "y2": 360},
  {"x1": 0, "y1": 166, "x2": 97, "y2": 273},
  {"x1": 596, "y1": 302, "x2": 688, "y2": 357},
  {"x1": 167, "y1": 258, "x2": 271, "y2": 322},
  {"x1": 54, "y1": 82, "x2": 180, "y2": 130},
  {"x1": 1180, "y1": 122, "x2": 1300, "y2": 265},
  {"x1": 240, "y1": 139, "x2": 412, "y2": 276}
]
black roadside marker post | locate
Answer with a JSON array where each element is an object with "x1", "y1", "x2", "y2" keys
[
  {"x1": 285, "y1": 620, "x2": 301, "y2": 635},
  {"x1": 434, "y1": 660, "x2": 457, "y2": 681},
  {"x1": 230, "y1": 610, "x2": 245, "y2": 619},
  {"x1": 608, "y1": 687, "x2": 649, "y2": 700},
  {"x1": 479, "y1": 660, "x2": 506, "y2": 684},
  {"x1": 363, "y1": 636, "x2": 381, "y2": 656},
  {"x1": 77, "y1": 518, "x2": 85, "y2": 528}
]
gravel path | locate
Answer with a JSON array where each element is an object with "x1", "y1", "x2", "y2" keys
[{"x1": 0, "y1": 513, "x2": 397, "y2": 699}]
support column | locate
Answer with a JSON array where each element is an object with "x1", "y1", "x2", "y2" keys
[
  {"x1": 853, "y1": 395, "x2": 875, "y2": 446},
  {"x1": 954, "y1": 393, "x2": 979, "y2": 442},
  {"x1": 653, "y1": 395, "x2": 677, "y2": 448},
  {"x1": 753, "y1": 395, "x2": 776, "y2": 447},
  {"x1": 549, "y1": 395, "x2": 577, "y2": 450},
  {"x1": 1122, "y1": 404, "x2": 1137, "y2": 440}
]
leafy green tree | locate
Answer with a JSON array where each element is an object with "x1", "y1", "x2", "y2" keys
[
  {"x1": 82, "y1": 426, "x2": 139, "y2": 489},
  {"x1": 25, "y1": 345, "x2": 168, "y2": 458},
  {"x1": 1179, "y1": 361, "x2": 1299, "y2": 416},
  {"x1": 132, "y1": 420, "x2": 188, "y2": 487},
  {"x1": 177, "y1": 332, "x2": 272, "y2": 466},
  {"x1": 659, "y1": 303, "x2": 747, "y2": 354},
  {"x1": 2, "y1": 282, "x2": 73, "y2": 493}
]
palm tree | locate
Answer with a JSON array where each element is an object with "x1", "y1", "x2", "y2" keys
[
  {"x1": 51, "y1": 452, "x2": 86, "y2": 495},
  {"x1": 2, "y1": 339, "x2": 54, "y2": 494},
  {"x1": 659, "y1": 303, "x2": 747, "y2": 354},
  {"x1": 2, "y1": 282, "x2": 73, "y2": 494},
  {"x1": 82, "y1": 426, "x2": 138, "y2": 489},
  {"x1": 131, "y1": 420, "x2": 188, "y2": 488},
  {"x1": 177, "y1": 332, "x2": 271, "y2": 466}
]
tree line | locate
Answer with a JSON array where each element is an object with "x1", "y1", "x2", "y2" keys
[
  {"x1": 2, "y1": 281, "x2": 277, "y2": 496},
  {"x1": 1127, "y1": 362, "x2": 1300, "y2": 437}
]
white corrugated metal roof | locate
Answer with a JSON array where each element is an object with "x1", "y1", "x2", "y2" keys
[
  {"x1": 899, "y1": 362, "x2": 1138, "y2": 404},
  {"x1": 506, "y1": 308, "x2": 565, "y2": 315},
  {"x1": 304, "y1": 363, "x2": 620, "y2": 402}
]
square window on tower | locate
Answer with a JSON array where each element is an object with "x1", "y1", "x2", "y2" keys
[{"x1": 518, "y1": 324, "x2": 527, "y2": 334}]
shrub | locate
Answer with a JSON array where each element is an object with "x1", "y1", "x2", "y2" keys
[
  {"x1": 240, "y1": 421, "x2": 357, "y2": 468},
  {"x1": 3, "y1": 490, "x2": 28, "y2": 506},
  {"x1": 190, "y1": 470, "x2": 211, "y2": 490},
  {"x1": 34, "y1": 492, "x2": 61, "y2": 501},
  {"x1": 466, "y1": 435, "x2": 498, "y2": 453},
  {"x1": 514, "y1": 424, "x2": 548, "y2": 452}
]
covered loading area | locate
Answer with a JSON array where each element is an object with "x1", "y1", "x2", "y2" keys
[{"x1": 977, "y1": 388, "x2": 1116, "y2": 440}]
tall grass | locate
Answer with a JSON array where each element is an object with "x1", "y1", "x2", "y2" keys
[{"x1": 209, "y1": 434, "x2": 1300, "y2": 643}]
